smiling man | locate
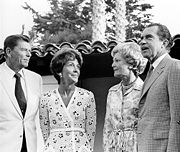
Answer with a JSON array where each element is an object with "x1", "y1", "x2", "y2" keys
[
  {"x1": 137, "y1": 23, "x2": 180, "y2": 152},
  {"x1": 0, "y1": 34, "x2": 43, "y2": 152}
]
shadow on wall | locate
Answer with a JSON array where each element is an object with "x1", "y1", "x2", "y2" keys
[{"x1": 80, "y1": 77, "x2": 120, "y2": 152}]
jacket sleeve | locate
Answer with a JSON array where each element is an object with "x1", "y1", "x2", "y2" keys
[
  {"x1": 167, "y1": 60, "x2": 180, "y2": 151},
  {"x1": 103, "y1": 91, "x2": 114, "y2": 152}
]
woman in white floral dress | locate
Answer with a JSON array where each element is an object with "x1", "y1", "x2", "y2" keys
[
  {"x1": 39, "y1": 48, "x2": 96, "y2": 152},
  {"x1": 103, "y1": 42, "x2": 147, "y2": 152}
]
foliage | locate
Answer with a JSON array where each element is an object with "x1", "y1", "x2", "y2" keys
[
  {"x1": 105, "y1": 0, "x2": 153, "y2": 40},
  {"x1": 23, "y1": 0, "x2": 153, "y2": 43},
  {"x1": 23, "y1": 0, "x2": 92, "y2": 44}
]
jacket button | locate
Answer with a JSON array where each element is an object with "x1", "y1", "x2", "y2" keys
[{"x1": 20, "y1": 135, "x2": 23, "y2": 138}]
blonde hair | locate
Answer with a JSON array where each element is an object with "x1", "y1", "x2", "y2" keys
[{"x1": 112, "y1": 42, "x2": 147, "y2": 75}]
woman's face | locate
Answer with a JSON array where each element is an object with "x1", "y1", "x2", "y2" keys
[
  {"x1": 61, "y1": 58, "x2": 80, "y2": 85},
  {"x1": 112, "y1": 53, "x2": 130, "y2": 78}
]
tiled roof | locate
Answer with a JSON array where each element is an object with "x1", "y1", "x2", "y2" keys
[
  {"x1": 26, "y1": 40, "x2": 120, "y2": 76},
  {"x1": 30, "y1": 40, "x2": 118, "y2": 57},
  {"x1": 0, "y1": 40, "x2": 118, "y2": 64}
]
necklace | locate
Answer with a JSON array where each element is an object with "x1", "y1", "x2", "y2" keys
[{"x1": 121, "y1": 77, "x2": 137, "y2": 94}]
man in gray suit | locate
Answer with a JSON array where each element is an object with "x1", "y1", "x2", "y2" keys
[{"x1": 137, "y1": 23, "x2": 180, "y2": 152}]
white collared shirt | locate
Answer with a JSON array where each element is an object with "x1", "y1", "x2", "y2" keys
[
  {"x1": 152, "y1": 53, "x2": 168, "y2": 70},
  {"x1": 4, "y1": 62, "x2": 27, "y2": 99}
]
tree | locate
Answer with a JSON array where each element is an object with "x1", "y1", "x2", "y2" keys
[
  {"x1": 126, "y1": 0, "x2": 153, "y2": 39},
  {"x1": 23, "y1": 0, "x2": 153, "y2": 43},
  {"x1": 105, "y1": 0, "x2": 153, "y2": 40},
  {"x1": 23, "y1": 0, "x2": 92, "y2": 44},
  {"x1": 114, "y1": 0, "x2": 126, "y2": 42},
  {"x1": 92, "y1": 0, "x2": 106, "y2": 42}
]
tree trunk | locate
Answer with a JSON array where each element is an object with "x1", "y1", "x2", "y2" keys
[
  {"x1": 92, "y1": 0, "x2": 106, "y2": 42},
  {"x1": 115, "y1": 0, "x2": 126, "y2": 42}
]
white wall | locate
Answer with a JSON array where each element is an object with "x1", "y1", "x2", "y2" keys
[
  {"x1": 37, "y1": 75, "x2": 58, "y2": 152},
  {"x1": 42, "y1": 75, "x2": 58, "y2": 93}
]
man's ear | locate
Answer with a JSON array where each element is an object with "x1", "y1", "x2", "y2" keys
[
  {"x1": 162, "y1": 39, "x2": 169, "y2": 48},
  {"x1": 5, "y1": 47, "x2": 12, "y2": 57}
]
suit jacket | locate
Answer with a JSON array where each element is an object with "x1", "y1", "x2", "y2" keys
[
  {"x1": 0, "y1": 62, "x2": 43, "y2": 152},
  {"x1": 137, "y1": 54, "x2": 180, "y2": 152}
]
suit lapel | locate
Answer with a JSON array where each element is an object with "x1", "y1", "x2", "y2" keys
[
  {"x1": 23, "y1": 69, "x2": 31, "y2": 118},
  {"x1": 0, "y1": 63, "x2": 23, "y2": 118},
  {"x1": 140, "y1": 55, "x2": 170, "y2": 99},
  {"x1": 23, "y1": 69, "x2": 40, "y2": 119}
]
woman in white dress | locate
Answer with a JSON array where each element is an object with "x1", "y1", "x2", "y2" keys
[
  {"x1": 39, "y1": 48, "x2": 96, "y2": 152},
  {"x1": 103, "y1": 42, "x2": 147, "y2": 152}
]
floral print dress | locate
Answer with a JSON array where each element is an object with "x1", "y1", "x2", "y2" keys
[
  {"x1": 39, "y1": 87, "x2": 96, "y2": 152},
  {"x1": 103, "y1": 77, "x2": 143, "y2": 152}
]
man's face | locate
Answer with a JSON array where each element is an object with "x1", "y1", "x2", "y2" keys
[
  {"x1": 7, "y1": 40, "x2": 31, "y2": 71},
  {"x1": 139, "y1": 26, "x2": 164, "y2": 63}
]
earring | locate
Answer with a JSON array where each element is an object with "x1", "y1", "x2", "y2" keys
[{"x1": 59, "y1": 73, "x2": 62, "y2": 78}]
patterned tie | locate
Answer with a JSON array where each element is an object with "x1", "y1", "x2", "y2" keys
[{"x1": 14, "y1": 73, "x2": 27, "y2": 117}]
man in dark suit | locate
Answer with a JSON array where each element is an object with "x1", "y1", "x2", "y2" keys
[
  {"x1": 0, "y1": 34, "x2": 43, "y2": 152},
  {"x1": 137, "y1": 23, "x2": 180, "y2": 152}
]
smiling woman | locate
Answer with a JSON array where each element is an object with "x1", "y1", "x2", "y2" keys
[{"x1": 39, "y1": 47, "x2": 97, "y2": 152}]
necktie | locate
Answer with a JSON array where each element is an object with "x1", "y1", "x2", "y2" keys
[
  {"x1": 145, "y1": 64, "x2": 154, "y2": 82},
  {"x1": 14, "y1": 73, "x2": 27, "y2": 117},
  {"x1": 142, "y1": 64, "x2": 154, "y2": 92}
]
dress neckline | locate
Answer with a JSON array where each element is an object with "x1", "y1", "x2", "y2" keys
[{"x1": 57, "y1": 87, "x2": 77, "y2": 109}]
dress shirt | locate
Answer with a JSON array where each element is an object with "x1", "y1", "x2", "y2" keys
[
  {"x1": 4, "y1": 62, "x2": 27, "y2": 99},
  {"x1": 152, "y1": 53, "x2": 168, "y2": 70}
]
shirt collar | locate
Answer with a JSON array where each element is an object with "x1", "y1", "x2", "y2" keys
[
  {"x1": 152, "y1": 53, "x2": 168, "y2": 70},
  {"x1": 109, "y1": 77, "x2": 142, "y2": 92},
  {"x1": 4, "y1": 62, "x2": 25, "y2": 79}
]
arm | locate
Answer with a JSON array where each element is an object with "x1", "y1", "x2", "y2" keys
[
  {"x1": 167, "y1": 61, "x2": 180, "y2": 151},
  {"x1": 85, "y1": 92, "x2": 96, "y2": 150},
  {"x1": 103, "y1": 91, "x2": 113, "y2": 152},
  {"x1": 39, "y1": 95, "x2": 50, "y2": 143}
]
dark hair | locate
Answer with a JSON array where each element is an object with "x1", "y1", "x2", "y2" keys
[
  {"x1": 4, "y1": 34, "x2": 30, "y2": 56},
  {"x1": 50, "y1": 47, "x2": 83, "y2": 84},
  {"x1": 147, "y1": 23, "x2": 173, "y2": 50}
]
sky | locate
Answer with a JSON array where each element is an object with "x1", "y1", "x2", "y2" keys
[{"x1": 0, "y1": 0, "x2": 180, "y2": 48}]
